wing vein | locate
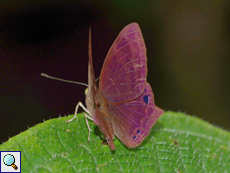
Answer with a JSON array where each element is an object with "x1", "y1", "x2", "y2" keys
[
  {"x1": 117, "y1": 104, "x2": 155, "y2": 120},
  {"x1": 109, "y1": 32, "x2": 142, "y2": 58},
  {"x1": 113, "y1": 57, "x2": 146, "y2": 79},
  {"x1": 113, "y1": 106, "x2": 150, "y2": 134},
  {"x1": 111, "y1": 48, "x2": 143, "y2": 79}
]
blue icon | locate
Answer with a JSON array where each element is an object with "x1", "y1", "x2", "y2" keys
[{"x1": 3, "y1": 154, "x2": 18, "y2": 170}]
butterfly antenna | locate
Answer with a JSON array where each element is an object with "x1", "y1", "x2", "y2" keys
[{"x1": 41, "y1": 73, "x2": 88, "y2": 87}]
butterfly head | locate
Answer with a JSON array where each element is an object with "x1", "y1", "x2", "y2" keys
[{"x1": 84, "y1": 88, "x2": 88, "y2": 96}]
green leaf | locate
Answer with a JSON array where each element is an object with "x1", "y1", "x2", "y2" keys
[{"x1": 0, "y1": 111, "x2": 229, "y2": 172}]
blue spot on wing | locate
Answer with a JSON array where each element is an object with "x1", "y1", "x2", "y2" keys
[
  {"x1": 133, "y1": 135, "x2": 137, "y2": 140},
  {"x1": 137, "y1": 129, "x2": 140, "y2": 134},
  {"x1": 143, "y1": 95, "x2": 149, "y2": 104}
]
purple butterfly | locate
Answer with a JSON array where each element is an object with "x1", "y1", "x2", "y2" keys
[{"x1": 68, "y1": 22, "x2": 164, "y2": 150}]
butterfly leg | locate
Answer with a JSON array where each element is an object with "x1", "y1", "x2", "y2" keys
[
  {"x1": 66, "y1": 101, "x2": 93, "y2": 142},
  {"x1": 84, "y1": 115, "x2": 92, "y2": 142},
  {"x1": 66, "y1": 102, "x2": 93, "y2": 122}
]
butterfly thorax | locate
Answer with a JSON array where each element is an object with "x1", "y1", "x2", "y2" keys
[{"x1": 85, "y1": 81, "x2": 110, "y2": 115}]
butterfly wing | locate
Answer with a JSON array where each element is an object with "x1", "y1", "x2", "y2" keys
[
  {"x1": 86, "y1": 27, "x2": 116, "y2": 150},
  {"x1": 99, "y1": 23, "x2": 147, "y2": 102},
  {"x1": 109, "y1": 83, "x2": 163, "y2": 148},
  {"x1": 98, "y1": 23, "x2": 163, "y2": 148},
  {"x1": 93, "y1": 109, "x2": 115, "y2": 150},
  {"x1": 85, "y1": 27, "x2": 97, "y2": 116}
]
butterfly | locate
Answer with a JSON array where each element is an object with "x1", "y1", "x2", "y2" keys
[
  {"x1": 42, "y1": 22, "x2": 164, "y2": 150},
  {"x1": 67, "y1": 22, "x2": 164, "y2": 150}
]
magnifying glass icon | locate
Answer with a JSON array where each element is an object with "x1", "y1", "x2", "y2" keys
[{"x1": 3, "y1": 154, "x2": 18, "y2": 170}]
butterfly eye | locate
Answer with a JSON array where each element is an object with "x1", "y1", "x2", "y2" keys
[
  {"x1": 143, "y1": 95, "x2": 149, "y2": 104},
  {"x1": 84, "y1": 88, "x2": 88, "y2": 95}
]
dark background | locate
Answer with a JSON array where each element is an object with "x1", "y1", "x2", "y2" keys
[{"x1": 1, "y1": 1, "x2": 229, "y2": 143}]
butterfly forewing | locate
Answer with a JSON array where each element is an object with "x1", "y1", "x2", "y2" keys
[
  {"x1": 99, "y1": 23, "x2": 147, "y2": 102},
  {"x1": 109, "y1": 83, "x2": 163, "y2": 148}
]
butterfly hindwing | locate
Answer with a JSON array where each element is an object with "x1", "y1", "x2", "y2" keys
[{"x1": 108, "y1": 83, "x2": 163, "y2": 148}]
